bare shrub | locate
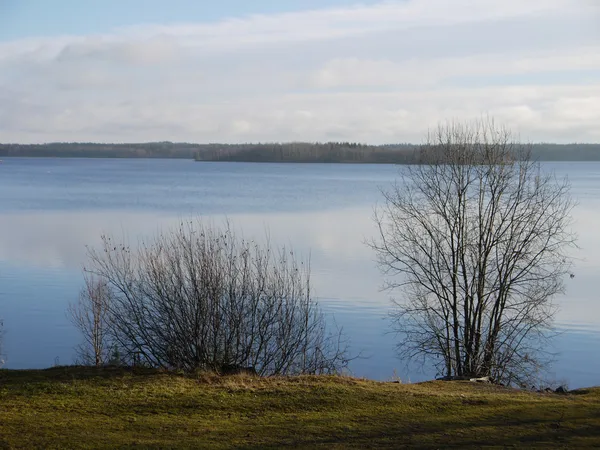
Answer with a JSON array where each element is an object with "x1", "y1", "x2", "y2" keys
[
  {"x1": 68, "y1": 274, "x2": 112, "y2": 366},
  {"x1": 370, "y1": 118, "x2": 576, "y2": 386},
  {"x1": 84, "y1": 220, "x2": 349, "y2": 375}
]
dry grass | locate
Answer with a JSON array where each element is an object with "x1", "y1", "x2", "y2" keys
[{"x1": 1, "y1": 366, "x2": 599, "y2": 448}]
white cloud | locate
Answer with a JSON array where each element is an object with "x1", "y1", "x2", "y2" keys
[{"x1": 0, "y1": 0, "x2": 599, "y2": 143}]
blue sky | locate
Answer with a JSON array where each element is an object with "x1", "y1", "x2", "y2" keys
[
  {"x1": 0, "y1": 0, "x2": 383, "y2": 39},
  {"x1": 0, "y1": 0, "x2": 599, "y2": 144}
]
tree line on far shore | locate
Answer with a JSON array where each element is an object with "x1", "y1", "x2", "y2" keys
[{"x1": 2, "y1": 142, "x2": 600, "y2": 162}]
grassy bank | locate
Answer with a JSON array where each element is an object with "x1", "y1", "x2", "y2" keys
[{"x1": 1, "y1": 367, "x2": 599, "y2": 448}]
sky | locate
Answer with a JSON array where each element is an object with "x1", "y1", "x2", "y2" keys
[{"x1": 1, "y1": 0, "x2": 599, "y2": 144}]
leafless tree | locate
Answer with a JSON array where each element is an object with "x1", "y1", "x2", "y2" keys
[
  {"x1": 370, "y1": 118, "x2": 576, "y2": 386},
  {"x1": 0, "y1": 317, "x2": 4, "y2": 368},
  {"x1": 68, "y1": 274, "x2": 112, "y2": 367},
  {"x1": 84, "y1": 221, "x2": 349, "y2": 376}
]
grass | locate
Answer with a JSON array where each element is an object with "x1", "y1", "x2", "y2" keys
[{"x1": 0, "y1": 367, "x2": 599, "y2": 449}]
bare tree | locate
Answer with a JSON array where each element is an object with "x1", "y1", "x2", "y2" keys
[
  {"x1": 370, "y1": 118, "x2": 576, "y2": 386},
  {"x1": 0, "y1": 317, "x2": 4, "y2": 368},
  {"x1": 68, "y1": 274, "x2": 112, "y2": 367},
  {"x1": 84, "y1": 221, "x2": 349, "y2": 376}
]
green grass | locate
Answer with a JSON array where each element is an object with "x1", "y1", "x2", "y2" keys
[{"x1": 0, "y1": 367, "x2": 599, "y2": 449}]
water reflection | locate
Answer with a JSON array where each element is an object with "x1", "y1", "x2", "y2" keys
[
  {"x1": 1, "y1": 204, "x2": 598, "y2": 316},
  {"x1": 0, "y1": 208, "x2": 388, "y2": 303},
  {"x1": 0, "y1": 208, "x2": 395, "y2": 373},
  {"x1": 1, "y1": 159, "x2": 599, "y2": 387},
  {"x1": 0, "y1": 205, "x2": 599, "y2": 384}
]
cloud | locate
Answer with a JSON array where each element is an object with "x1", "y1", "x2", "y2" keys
[
  {"x1": 0, "y1": 0, "x2": 599, "y2": 143},
  {"x1": 54, "y1": 36, "x2": 181, "y2": 65}
]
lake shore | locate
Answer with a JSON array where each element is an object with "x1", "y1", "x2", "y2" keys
[{"x1": 1, "y1": 366, "x2": 599, "y2": 448}]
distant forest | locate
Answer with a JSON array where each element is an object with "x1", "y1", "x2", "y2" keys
[{"x1": 2, "y1": 142, "x2": 600, "y2": 163}]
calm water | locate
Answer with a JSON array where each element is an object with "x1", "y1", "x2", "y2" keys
[{"x1": 1, "y1": 158, "x2": 599, "y2": 387}]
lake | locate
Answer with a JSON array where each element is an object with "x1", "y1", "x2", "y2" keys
[{"x1": 1, "y1": 158, "x2": 599, "y2": 388}]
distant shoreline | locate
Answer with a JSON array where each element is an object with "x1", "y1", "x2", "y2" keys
[
  {"x1": 2, "y1": 142, "x2": 600, "y2": 162},
  {"x1": 3, "y1": 155, "x2": 600, "y2": 163}
]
